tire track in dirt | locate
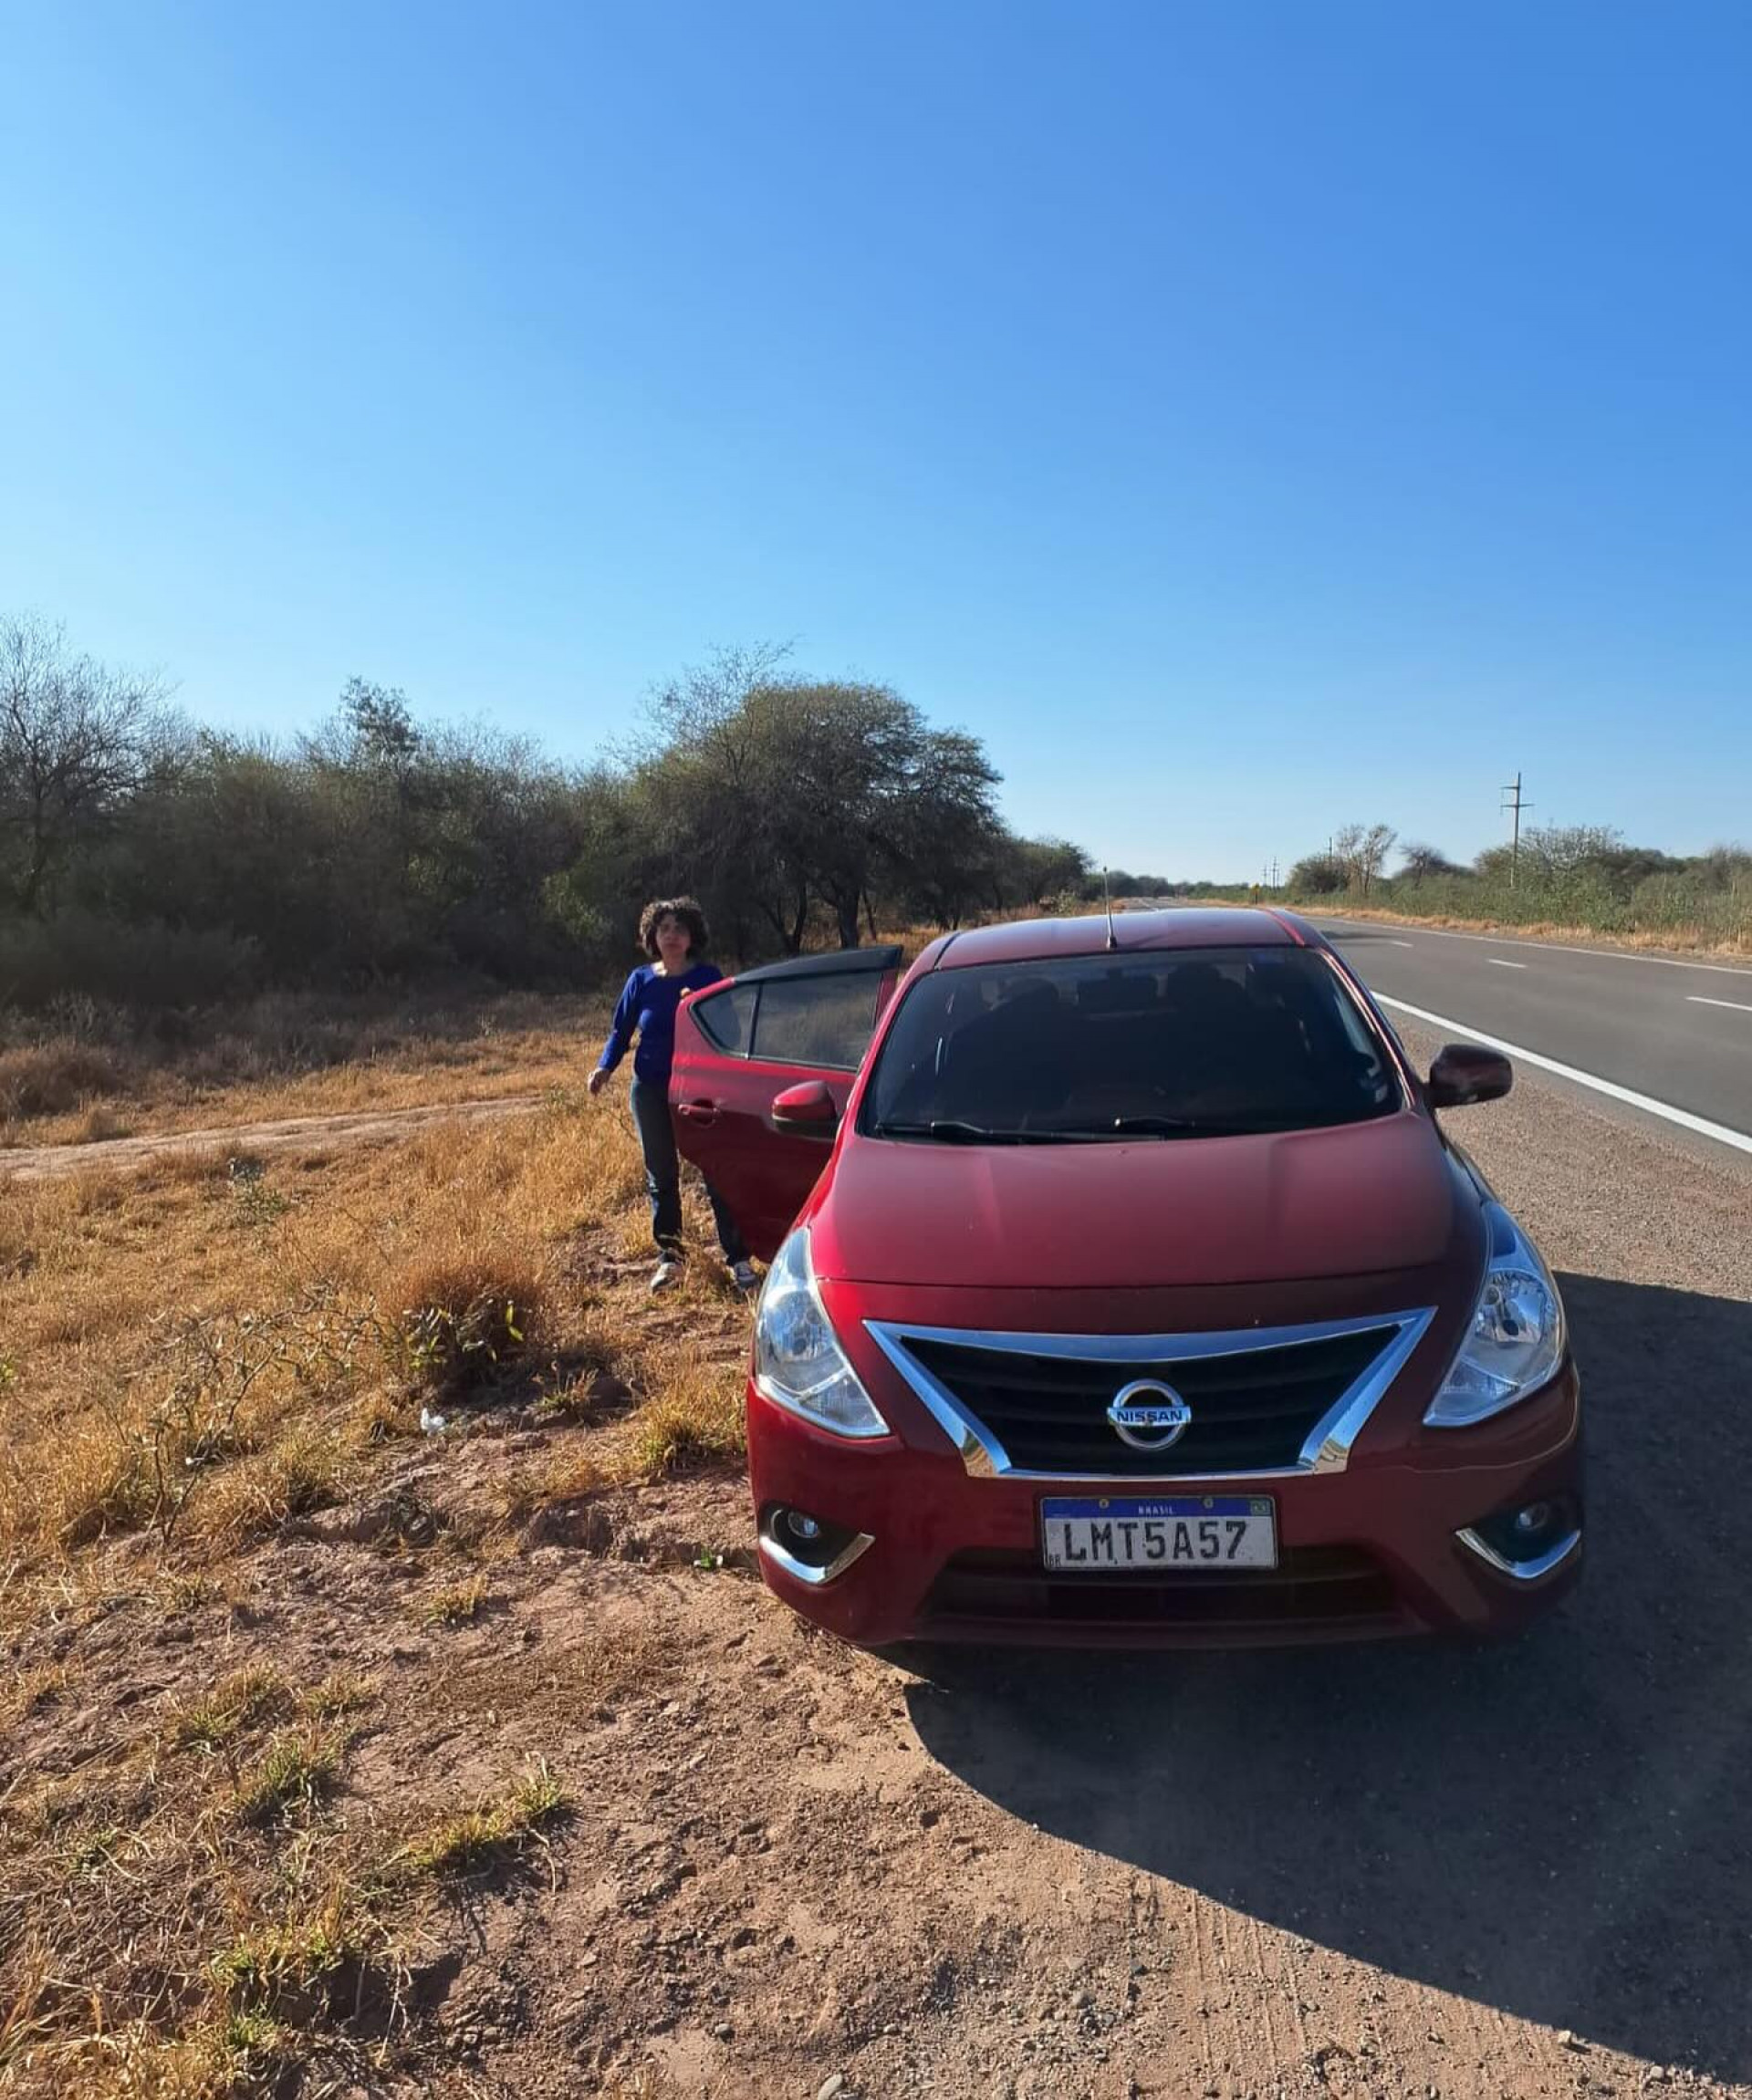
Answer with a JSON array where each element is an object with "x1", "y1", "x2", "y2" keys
[{"x1": 0, "y1": 1092, "x2": 546, "y2": 1182}]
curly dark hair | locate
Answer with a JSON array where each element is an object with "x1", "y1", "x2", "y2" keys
[{"x1": 639, "y1": 896, "x2": 710, "y2": 961}]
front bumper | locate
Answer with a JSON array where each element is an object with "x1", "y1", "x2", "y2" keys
[{"x1": 746, "y1": 1359, "x2": 1583, "y2": 1648}]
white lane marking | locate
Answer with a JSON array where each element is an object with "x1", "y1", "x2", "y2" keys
[
  {"x1": 1319, "y1": 920, "x2": 1752, "y2": 978},
  {"x1": 1388, "y1": 939, "x2": 1415, "y2": 948},
  {"x1": 1689, "y1": 995, "x2": 1752, "y2": 1015},
  {"x1": 1373, "y1": 995, "x2": 1752, "y2": 1158},
  {"x1": 1486, "y1": 958, "x2": 1528, "y2": 970}
]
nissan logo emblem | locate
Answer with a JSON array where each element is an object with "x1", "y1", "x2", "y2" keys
[{"x1": 1106, "y1": 1378, "x2": 1194, "y2": 1452}]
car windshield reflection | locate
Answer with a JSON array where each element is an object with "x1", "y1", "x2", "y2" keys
[{"x1": 862, "y1": 946, "x2": 1402, "y2": 1141}]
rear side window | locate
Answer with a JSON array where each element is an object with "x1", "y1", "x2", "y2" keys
[
  {"x1": 690, "y1": 972, "x2": 884, "y2": 1071},
  {"x1": 694, "y1": 982, "x2": 757, "y2": 1054},
  {"x1": 753, "y1": 974, "x2": 883, "y2": 1068}
]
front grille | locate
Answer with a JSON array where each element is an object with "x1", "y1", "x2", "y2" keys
[
  {"x1": 923, "y1": 1544, "x2": 1400, "y2": 1630},
  {"x1": 901, "y1": 1325, "x2": 1401, "y2": 1476}
]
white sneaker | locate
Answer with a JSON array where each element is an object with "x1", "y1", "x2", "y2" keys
[
  {"x1": 729, "y1": 1260, "x2": 757, "y2": 1294},
  {"x1": 649, "y1": 1257, "x2": 683, "y2": 1293}
]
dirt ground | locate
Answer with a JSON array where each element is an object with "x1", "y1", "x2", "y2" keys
[{"x1": 5, "y1": 1024, "x2": 1752, "y2": 2099}]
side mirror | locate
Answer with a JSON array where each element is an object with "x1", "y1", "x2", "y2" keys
[
  {"x1": 772, "y1": 1080, "x2": 840, "y2": 1138},
  {"x1": 1426, "y1": 1044, "x2": 1513, "y2": 1109}
]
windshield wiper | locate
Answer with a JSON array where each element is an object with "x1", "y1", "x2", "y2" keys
[
  {"x1": 1044, "y1": 1114, "x2": 1283, "y2": 1138},
  {"x1": 1076, "y1": 1112, "x2": 1355, "y2": 1138},
  {"x1": 871, "y1": 1119, "x2": 1083, "y2": 1145}
]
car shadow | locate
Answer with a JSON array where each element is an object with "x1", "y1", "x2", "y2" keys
[{"x1": 902, "y1": 1274, "x2": 1752, "y2": 2080}]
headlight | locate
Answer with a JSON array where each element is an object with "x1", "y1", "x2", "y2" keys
[
  {"x1": 1425, "y1": 1203, "x2": 1566, "y2": 1427},
  {"x1": 754, "y1": 1229, "x2": 890, "y2": 1440}
]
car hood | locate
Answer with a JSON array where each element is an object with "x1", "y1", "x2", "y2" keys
[{"x1": 811, "y1": 1110, "x2": 1467, "y2": 1290}]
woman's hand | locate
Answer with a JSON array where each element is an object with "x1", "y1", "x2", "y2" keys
[{"x1": 588, "y1": 1066, "x2": 610, "y2": 1098}]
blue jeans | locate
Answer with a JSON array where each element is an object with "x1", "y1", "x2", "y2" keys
[{"x1": 629, "y1": 1075, "x2": 749, "y2": 1264}]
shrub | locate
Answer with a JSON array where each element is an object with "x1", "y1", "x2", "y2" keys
[
  {"x1": 0, "y1": 910, "x2": 260, "y2": 1010},
  {"x1": 0, "y1": 1040, "x2": 130, "y2": 1121},
  {"x1": 388, "y1": 1252, "x2": 545, "y2": 1398}
]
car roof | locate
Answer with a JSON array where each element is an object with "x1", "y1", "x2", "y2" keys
[{"x1": 928, "y1": 907, "x2": 1317, "y2": 970}]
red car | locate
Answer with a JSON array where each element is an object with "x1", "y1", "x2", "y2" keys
[{"x1": 671, "y1": 909, "x2": 1581, "y2": 1648}]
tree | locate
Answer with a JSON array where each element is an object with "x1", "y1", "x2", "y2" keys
[
  {"x1": 1513, "y1": 824, "x2": 1622, "y2": 881},
  {"x1": 1398, "y1": 842, "x2": 1463, "y2": 881},
  {"x1": 0, "y1": 617, "x2": 171, "y2": 917},
  {"x1": 881, "y1": 732, "x2": 1007, "y2": 930},
  {"x1": 996, "y1": 836, "x2": 1091, "y2": 912},
  {"x1": 1287, "y1": 851, "x2": 1347, "y2": 896},
  {"x1": 1333, "y1": 822, "x2": 1397, "y2": 898},
  {"x1": 745, "y1": 681, "x2": 1001, "y2": 948},
  {"x1": 627, "y1": 659, "x2": 1002, "y2": 951},
  {"x1": 339, "y1": 678, "x2": 420, "y2": 767},
  {"x1": 1695, "y1": 843, "x2": 1752, "y2": 894}
]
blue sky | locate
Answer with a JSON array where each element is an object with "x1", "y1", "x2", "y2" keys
[{"x1": 3, "y1": 1, "x2": 1747, "y2": 881}]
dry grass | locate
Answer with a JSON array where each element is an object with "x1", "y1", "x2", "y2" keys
[
  {"x1": 424, "y1": 1573, "x2": 492, "y2": 1626},
  {"x1": 298, "y1": 1671, "x2": 379, "y2": 1720},
  {"x1": 0, "y1": 1040, "x2": 130, "y2": 1121},
  {"x1": 630, "y1": 1350, "x2": 751, "y2": 1475},
  {"x1": 0, "y1": 1053, "x2": 752, "y2": 2083},
  {"x1": 167, "y1": 1666, "x2": 290, "y2": 1751},
  {"x1": 0, "y1": 986, "x2": 775, "y2": 2085},
  {"x1": 1274, "y1": 898, "x2": 1752, "y2": 959},
  {"x1": 0, "y1": 988, "x2": 607, "y2": 1149},
  {"x1": 394, "y1": 1762, "x2": 572, "y2": 1879},
  {"x1": 385, "y1": 1246, "x2": 545, "y2": 1398},
  {"x1": 0, "y1": 1087, "x2": 704, "y2": 1572},
  {"x1": 208, "y1": 1879, "x2": 381, "y2": 2015}
]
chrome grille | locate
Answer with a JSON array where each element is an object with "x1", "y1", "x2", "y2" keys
[{"x1": 867, "y1": 1312, "x2": 1434, "y2": 1480}]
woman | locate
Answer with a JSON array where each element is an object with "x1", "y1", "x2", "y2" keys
[{"x1": 589, "y1": 897, "x2": 758, "y2": 1294}]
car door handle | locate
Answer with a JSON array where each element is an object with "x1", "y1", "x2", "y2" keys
[{"x1": 676, "y1": 1098, "x2": 720, "y2": 1125}]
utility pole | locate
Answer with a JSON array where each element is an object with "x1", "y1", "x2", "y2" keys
[{"x1": 1501, "y1": 773, "x2": 1532, "y2": 889}]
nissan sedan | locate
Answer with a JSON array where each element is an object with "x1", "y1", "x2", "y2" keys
[{"x1": 670, "y1": 909, "x2": 1582, "y2": 1647}]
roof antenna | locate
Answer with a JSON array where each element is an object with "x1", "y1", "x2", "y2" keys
[{"x1": 1102, "y1": 867, "x2": 1119, "y2": 951}]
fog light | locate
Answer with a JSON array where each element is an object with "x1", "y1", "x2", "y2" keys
[
  {"x1": 763, "y1": 1503, "x2": 851, "y2": 1567},
  {"x1": 1463, "y1": 1493, "x2": 1581, "y2": 1575},
  {"x1": 757, "y1": 1502, "x2": 873, "y2": 1585}
]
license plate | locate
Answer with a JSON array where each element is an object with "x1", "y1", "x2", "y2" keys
[{"x1": 1040, "y1": 1494, "x2": 1278, "y2": 1573}]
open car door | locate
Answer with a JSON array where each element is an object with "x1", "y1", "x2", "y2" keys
[{"x1": 670, "y1": 946, "x2": 903, "y2": 1261}]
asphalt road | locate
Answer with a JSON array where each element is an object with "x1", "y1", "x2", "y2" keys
[{"x1": 1309, "y1": 917, "x2": 1752, "y2": 1154}]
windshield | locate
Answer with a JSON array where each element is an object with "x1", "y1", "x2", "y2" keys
[{"x1": 861, "y1": 945, "x2": 1402, "y2": 1141}]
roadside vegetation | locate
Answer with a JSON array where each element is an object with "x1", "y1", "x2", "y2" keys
[
  {"x1": 0, "y1": 618, "x2": 1091, "y2": 1017},
  {"x1": 0, "y1": 614, "x2": 1111, "y2": 1150},
  {"x1": 1284, "y1": 821, "x2": 1752, "y2": 954}
]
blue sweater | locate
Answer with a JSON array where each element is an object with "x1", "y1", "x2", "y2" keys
[{"x1": 597, "y1": 962, "x2": 725, "y2": 1085}]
